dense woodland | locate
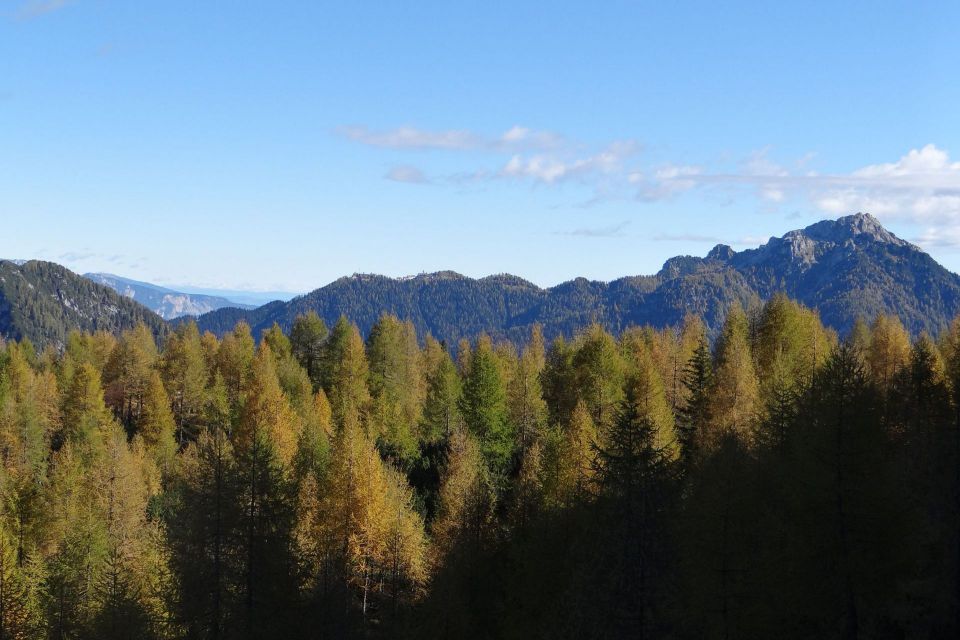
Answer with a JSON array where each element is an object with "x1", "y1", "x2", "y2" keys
[{"x1": 0, "y1": 293, "x2": 959, "y2": 638}]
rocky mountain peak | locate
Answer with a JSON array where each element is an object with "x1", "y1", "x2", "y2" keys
[{"x1": 801, "y1": 212, "x2": 908, "y2": 247}]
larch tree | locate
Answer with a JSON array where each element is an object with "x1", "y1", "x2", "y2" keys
[
  {"x1": 322, "y1": 318, "x2": 371, "y2": 428},
  {"x1": 366, "y1": 314, "x2": 422, "y2": 465},
  {"x1": 139, "y1": 371, "x2": 177, "y2": 474},
  {"x1": 541, "y1": 400, "x2": 597, "y2": 509},
  {"x1": 231, "y1": 344, "x2": 299, "y2": 636},
  {"x1": 573, "y1": 324, "x2": 626, "y2": 433},
  {"x1": 710, "y1": 304, "x2": 760, "y2": 443},
  {"x1": 160, "y1": 321, "x2": 209, "y2": 444},
  {"x1": 290, "y1": 311, "x2": 328, "y2": 391},
  {"x1": 103, "y1": 324, "x2": 159, "y2": 434},
  {"x1": 507, "y1": 325, "x2": 548, "y2": 458},
  {"x1": 420, "y1": 337, "x2": 462, "y2": 443},
  {"x1": 866, "y1": 314, "x2": 911, "y2": 394}
]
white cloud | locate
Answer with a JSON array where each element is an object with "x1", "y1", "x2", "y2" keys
[
  {"x1": 911, "y1": 227, "x2": 960, "y2": 249},
  {"x1": 340, "y1": 124, "x2": 567, "y2": 153},
  {"x1": 384, "y1": 165, "x2": 429, "y2": 184},
  {"x1": 342, "y1": 123, "x2": 960, "y2": 232},
  {"x1": 555, "y1": 221, "x2": 630, "y2": 238},
  {"x1": 634, "y1": 164, "x2": 702, "y2": 201},
  {"x1": 633, "y1": 144, "x2": 960, "y2": 228},
  {"x1": 812, "y1": 145, "x2": 960, "y2": 224},
  {"x1": 498, "y1": 140, "x2": 639, "y2": 185},
  {"x1": 339, "y1": 125, "x2": 479, "y2": 150}
]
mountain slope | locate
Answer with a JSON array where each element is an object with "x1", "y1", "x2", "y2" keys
[
  {"x1": 0, "y1": 261, "x2": 167, "y2": 349},
  {"x1": 85, "y1": 273, "x2": 255, "y2": 319},
  {"x1": 190, "y1": 213, "x2": 960, "y2": 342}
]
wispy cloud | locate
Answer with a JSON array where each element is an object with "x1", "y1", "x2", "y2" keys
[
  {"x1": 340, "y1": 126, "x2": 480, "y2": 151},
  {"x1": 341, "y1": 124, "x2": 639, "y2": 190},
  {"x1": 342, "y1": 124, "x2": 960, "y2": 243},
  {"x1": 339, "y1": 124, "x2": 567, "y2": 153},
  {"x1": 16, "y1": 0, "x2": 71, "y2": 19},
  {"x1": 555, "y1": 221, "x2": 630, "y2": 238},
  {"x1": 499, "y1": 140, "x2": 640, "y2": 185},
  {"x1": 384, "y1": 165, "x2": 429, "y2": 184}
]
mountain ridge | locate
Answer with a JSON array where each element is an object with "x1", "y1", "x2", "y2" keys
[
  {"x1": 189, "y1": 212, "x2": 959, "y2": 343},
  {"x1": 0, "y1": 260, "x2": 167, "y2": 349}
]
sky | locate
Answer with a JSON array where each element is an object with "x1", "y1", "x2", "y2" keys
[{"x1": 2, "y1": 1, "x2": 959, "y2": 294}]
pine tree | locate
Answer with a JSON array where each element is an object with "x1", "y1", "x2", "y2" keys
[
  {"x1": 420, "y1": 338, "x2": 462, "y2": 443},
  {"x1": 458, "y1": 337, "x2": 513, "y2": 476},
  {"x1": 290, "y1": 311, "x2": 328, "y2": 391},
  {"x1": 676, "y1": 336, "x2": 712, "y2": 464},
  {"x1": 542, "y1": 335, "x2": 578, "y2": 429},
  {"x1": 594, "y1": 376, "x2": 677, "y2": 639},
  {"x1": 167, "y1": 428, "x2": 240, "y2": 639}
]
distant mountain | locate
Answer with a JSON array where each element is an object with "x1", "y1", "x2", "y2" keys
[
  {"x1": 190, "y1": 213, "x2": 960, "y2": 343},
  {"x1": 84, "y1": 273, "x2": 256, "y2": 320},
  {"x1": 165, "y1": 285, "x2": 300, "y2": 307},
  {"x1": 0, "y1": 260, "x2": 167, "y2": 349}
]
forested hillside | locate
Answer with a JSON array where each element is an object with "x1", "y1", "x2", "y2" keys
[
  {"x1": 191, "y1": 213, "x2": 960, "y2": 342},
  {"x1": 1, "y1": 295, "x2": 958, "y2": 638},
  {"x1": 0, "y1": 260, "x2": 167, "y2": 349}
]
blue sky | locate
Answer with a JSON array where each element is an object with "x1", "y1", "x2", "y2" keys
[{"x1": 2, "y1": 1, "x2": 959, "y2": 293}]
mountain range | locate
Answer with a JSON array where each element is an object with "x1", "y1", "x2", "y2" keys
[
  {"x1": 84, "y1": 273, "x2": 256, "y2": 320},
  {"x1": 3, "y1": 213, "x2": 959, "y2": 349},
  {"x1": 187, "y1": 213, "x2": 960, "y2": 343}
]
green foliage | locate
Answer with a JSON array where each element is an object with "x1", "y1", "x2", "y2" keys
[{"x1": 458, "y1": 337, "x2": 513, "y2": 476}]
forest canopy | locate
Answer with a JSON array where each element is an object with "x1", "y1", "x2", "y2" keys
[{"x1": 0, "y1": 295, "x2": 958, "y2": 639}]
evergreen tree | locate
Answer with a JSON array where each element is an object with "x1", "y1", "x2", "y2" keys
[
  {"x1": 458, "y1": 337, "x2": 513, "y2": 476},
  {"x1": 541, "y1": 335, "x2": 578, "y2": 428},
  {"x1": 290, "y1": 312, "x2": 328, "y2": 391},
  {"x1": 676, "y1": 335, "x2": 712, "y2": 464},
  {"x1": 593, "y1": 375, "x2": 677, "y2": 639},
  {"x1": 420, "y1": 337, "x2": 462, "y2": 443}
]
